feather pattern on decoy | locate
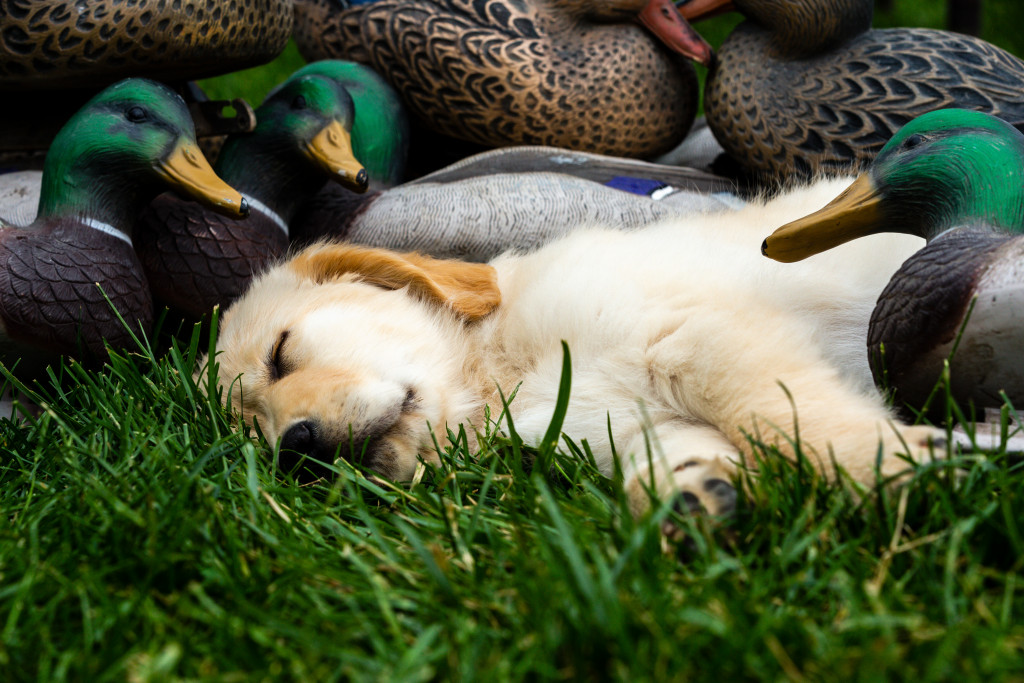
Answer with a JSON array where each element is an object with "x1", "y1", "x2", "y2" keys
[
  {"x1": 762, "y1": 109, "x2": 1024, "y2": 411},
  {"x1": 0, "y1": 78, "x2": 244, "y2": 373},
  {"x1": 679, "y1": 0, "x2": 1024, "y2": 181},
  {"x1": 135, "y1": 65, "x2": 371, "y2": 319},
  {"x1": 291, "y1": 0, "x2": 714, "y2": 158},
  {"x1": 0, "y1": 0, "x2": 294, "y2": 90}
]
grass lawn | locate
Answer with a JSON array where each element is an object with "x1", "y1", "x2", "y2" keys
[
  {"x1": 2, "y1": 322, "x2": 1023, "y2": 681},
  {"x1": 4, "y1": 2, "x2": 1024, "y2": 681}
]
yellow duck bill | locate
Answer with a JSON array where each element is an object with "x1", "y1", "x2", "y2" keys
[
  {"x1": 761, "y1": 174, "x2": 885, "y2": 262},
  {"x1": 305, "y1": 121, "x2": 369, "y2": 193},
  {"x1": 158, "y1": 141, "x2": 248, "y2": 218}
]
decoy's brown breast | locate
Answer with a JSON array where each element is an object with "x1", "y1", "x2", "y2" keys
[
  {"x1": 867, "y1": 228, "x2": 1007, "y2": 409},
  {"x1": 0, "y1": 229, "x2": 152, "y2": 359},
  {"x1": 0, "y1": 0, "x2": 294, "y2": 89},
  {"x1": 706, "y1": 25, "x2": 1024, "y2": 180},
  {"x1": 136, "y1": 195, "x2": 290, "y2": 319},
  {"x1": 293, "y1": 0, "x2": 697, "y2": 158}
]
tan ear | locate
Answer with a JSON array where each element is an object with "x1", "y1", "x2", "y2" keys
[{"x1": 288, "y1": 243, "x2": 501, "y2": 320}]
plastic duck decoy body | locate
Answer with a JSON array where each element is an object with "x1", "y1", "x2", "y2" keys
[
  {"x1": 0, "y1": 78, "x2": 244, "y2": 371},
  {"x1": 680, "y1": 0, "x2": 1024, "y2": 181},
  {"x1": 763, "y1": 109, "x2": 1024, "y2": 410},
  {"x1": 135, "y1": 65, "x2": 370, "y2": 318}
]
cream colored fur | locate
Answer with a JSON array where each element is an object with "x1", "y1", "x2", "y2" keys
[{"x1": 210, "y1": 177, "x2": 939, "y2": 516}]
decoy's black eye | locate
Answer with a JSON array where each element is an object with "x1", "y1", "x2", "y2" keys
[
  {"x1": 292, "y1": 95, "x2": 307, "y2": 110},
  {"x1": 902, "y1": 133, "x2": 925, "y2": 150},
  {"x1": 125, "y1": 106, "x2": 148, "y2": 123}
]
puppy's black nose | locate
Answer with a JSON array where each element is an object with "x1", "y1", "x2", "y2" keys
[
  {"x1": 281, "y1": 420, "x2": 316, "y2": 454},
  {"x1": 278, "y1": 420, "x2": 332, "y2": 481}
]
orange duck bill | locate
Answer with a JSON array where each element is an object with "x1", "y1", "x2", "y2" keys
[
  {"x1": 158, "y1": 140, "x2": 248, "y2": 218},
  {"x1": 638, "y1": 0, "x2": 716, "y2": 67},
  {"x1": 305, "y1": 120, "x2": 370, "y2": 194},
  {"x1": 761, "y1": 174, "x2": 886, "y2": 263}
]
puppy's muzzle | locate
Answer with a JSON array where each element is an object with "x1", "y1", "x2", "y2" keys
[
  {"x1": 276, "y1": 389, "x2": 417, "y2": 480},
  {"x1": 277, "y1": 419, "x2": 381, "y2": 481}
]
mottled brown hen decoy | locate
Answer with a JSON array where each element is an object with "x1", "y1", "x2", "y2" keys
[
  {"x1": 0, "y1": 0, "x2": 293, "y2": 89},
  {"x1": 0, "y1": 0, "x2": 294, "y2": 158},
  {"x1": 678, "y1": 0, "x2": 1024, "y2": 181},
  {"x1": 0, "y1": 78, "x2": 244, "y2": 374},
  {"x1": 291, "y1": 0, "x2": 715, "y2": 158},
  {"x1": 135, "y1": 65, "x2": 371, "y2": 319},
  {"x1": 763, "y1": 109, "x2": 1024, "y2": 412}
]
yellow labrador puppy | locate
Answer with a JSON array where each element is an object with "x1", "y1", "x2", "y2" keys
[{"x1": 209, "y1": 178, "x2": 941, "y2": 518}]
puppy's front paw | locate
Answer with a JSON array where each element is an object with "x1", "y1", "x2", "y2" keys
[{"x1": 659, "y1": 460, "x2": 738, "y2": 552}]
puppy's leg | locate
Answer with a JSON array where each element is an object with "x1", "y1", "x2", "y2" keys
[
  {"x1": 644, "y1": 316, "x2": 945, "y2": 486},
  {"x1": 622, "y1": 421, "x2": 740, "y2": 520}
]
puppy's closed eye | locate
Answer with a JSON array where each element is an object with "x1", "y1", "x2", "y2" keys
[{"x1": 268, "y1": 331, "x2": 291, "y2": 381}]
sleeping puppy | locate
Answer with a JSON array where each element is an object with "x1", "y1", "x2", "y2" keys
[{"x1": 209, "y1": 178, "x2": 942, "y2": 519}]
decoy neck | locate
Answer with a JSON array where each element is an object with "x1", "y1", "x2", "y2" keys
[
  {"x1": 289, "y1": 60, "x2": 410, "y2": 188},
  {"x1": 762, "y1": 109, "x2": 1024, "y2": 262},
  {"x1": 679, "y1": 0, "x2": 872, "y2": 58},
  {"x1": 36, "y1": 78, "x2": 246, "y2": 239},
  {"x1": 215, "y1": 72, "x2": 369, "y2": 225}
]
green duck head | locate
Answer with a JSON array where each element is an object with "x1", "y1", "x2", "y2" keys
[
  {"x1": 216, "y1": 70, "x2": 369, "y2": 220},
  {"x1": 762, "y1": 108, "x2": 1024, "y2": 262},
  {"x1": 37, "y1": 78, "x2": 246, "y2": 231},
  {"x1": 289, "y1": 60, "x2": 409, "y2": 188}
]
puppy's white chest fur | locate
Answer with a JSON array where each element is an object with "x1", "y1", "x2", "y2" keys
[{"x1": 475, "y1": 184, "x2": 921, "y2": 474}]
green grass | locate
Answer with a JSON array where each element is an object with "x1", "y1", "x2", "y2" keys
[{"x1": 1, "y1": 323, "x2": 1024, "y2": 681}]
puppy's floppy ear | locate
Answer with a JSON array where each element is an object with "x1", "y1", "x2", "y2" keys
[{"x1": 289, "y1": 243, "x2": 501, "y2": 320}]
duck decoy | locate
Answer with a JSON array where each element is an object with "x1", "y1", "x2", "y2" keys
[
  {"x1": 762, "y1": 108, "x2": 1024, "y2": 411},
  {"x1": 135, "y1": 66, "x2": 371, "y2": 319},
  {"x1": 26, "y1": 61, "x2": 733, "y2": 323},
  {"x1": 0, "y1": 0, "x2": 294, "y2": 89},
  {"x1": 0, "y1": 78, "x2": 245, "y2": 375},
  {"x1": 0, "y1": 0, "x2": 293, "y2": 158},
  {"x1": 288, "y1": 61, "x2": 411, "y2": 189},
  {"x1": 678, "y1": 0, "x2": 1024, "y2": 182},
  {"x1": 291, "y1": 0, "x2": 715, "y2": 159},
  {"x1": 290, "y1": 144, "x2": 739, "y2": 261}
]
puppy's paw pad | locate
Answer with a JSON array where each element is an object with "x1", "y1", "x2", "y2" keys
[
  {"x1": 702, "y1": 477, "x2": 737, "y2": 516},
  {"x1": 659, "y1": 479, "x2": 738, "y2": 556}
]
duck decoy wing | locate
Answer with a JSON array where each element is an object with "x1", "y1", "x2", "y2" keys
[
  {"x1": 868, "y1": 228, "x2": 1024, "y2": 409},
  {"x1": 409, "y1": 146, "x2": 736, "y2": 194}
]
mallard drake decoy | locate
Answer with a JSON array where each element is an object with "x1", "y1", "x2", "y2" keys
[
  {"x1": 762, "y1": 108, "x2": 1024, "y2": 411},
  {"x1": 0, "y1": 78, "x2": 244, "y2": 374},
  {"x1": 678, "y1": 0, "x2": 1024, "y2": 181},
  {"x1": 291, "y1": 145, "x2": 739, "y2": 261},
  {"x1": 289, "y1": 61, "x2": 410, "y2": 189},
  {"x1": 291, "y1": 0, "x2": 714, "y2": 158},
  {"x1": 135, "y1": 65, "x2": 370, "y2": 319}
]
